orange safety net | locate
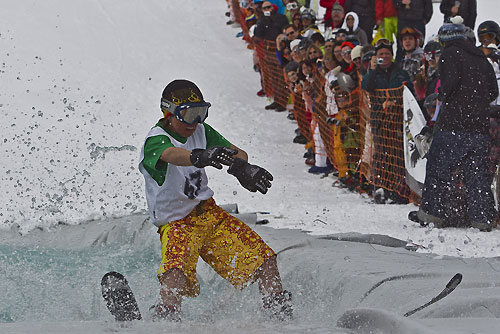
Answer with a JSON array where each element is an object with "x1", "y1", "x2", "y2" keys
[
  {"x1": 255, "y1": 41, "x2": 289, "y2": 108},
  {"x1": 232, "y1": 8, "x2": 418, "y2": 201},
  {"x1": 359, "y1": 87, "x2": 418, "y2": 201}
]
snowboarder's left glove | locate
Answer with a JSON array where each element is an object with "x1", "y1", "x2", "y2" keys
[
  {"x1": 190, "y1": 147, "x2": 238, "y2": 169},
  {"x1": 227, "y1": 158, "x2": 273, "y2": 194}
]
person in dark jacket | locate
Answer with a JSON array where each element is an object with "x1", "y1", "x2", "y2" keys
[
  {"x1": 344, "y1": 0, "x2": 376, "y2": 44},
  {"x1": 253, "y1": 1, "x2": 289, "y2": 42},
  {"x1": 254, "y1": 1, "x2": 289, "y2": 111},
  {"x1": 415, "y1": 19, "x2": 499, "y2": 232},
  {"x1": 394, "y1": 0, "x2": 433, "y2": 41},
  {"x1": 440, "y1": 0, "x2": 477, "y2": 29},
  {"x1": 361, "y1": 39, "x2": 414, "y2": 93}
]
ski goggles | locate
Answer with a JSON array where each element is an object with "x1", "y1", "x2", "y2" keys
[
  {"x1": 374, "y1": 38, "x2": 392, "y2": 48},
  {"x1": 424, "y1": 50, "x2": 441, "y2": 61},
  {"x1": 161, "y1": 99, "x2": 211, "y2": 124},
  {"x1": 479, "y1": 32, "x2": 496, "y2": 45},
  {"x1": 286, "y1": 2, "x2": 298, "y2": 10}
]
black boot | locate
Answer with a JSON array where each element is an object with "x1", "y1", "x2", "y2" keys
[
  {"x1": 265, "y1": 102, "x2": 279, "y2": 110},
  {"x1": 262, "y1": 290, "x2": 293, "y2": 321}
]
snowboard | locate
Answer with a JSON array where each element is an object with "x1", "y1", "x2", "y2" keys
[{"x1": 101, "y1": 271, "x2": 142, "y2": 321}]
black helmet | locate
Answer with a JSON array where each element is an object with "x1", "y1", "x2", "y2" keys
[
  {"x1": 424, "y1": 41, "x2": 441, "y2": 54},
  {"x1": 478, "y1": 20, "x2": 500, "y2": 37}
]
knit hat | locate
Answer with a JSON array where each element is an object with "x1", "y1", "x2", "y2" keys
[
  {"x1": 290, "y1": 39, "x2": 301, "y2": 51},
  {"x1": 340, "y1": 41, "x2": 355, "y2": 50},
  {"x1": 351, "y1": 45, "x2": 363, "y2": 60},
  {"x1": 438, "y1": 16, "x2": 466, "y2": 43},
  {"x1": 161, "y1": 80, "x2": 204, "y2": 116}
]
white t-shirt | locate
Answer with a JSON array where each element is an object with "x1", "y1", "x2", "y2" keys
[{"x1": 139, "y1": 125, "x2": 214, "y2": 227}]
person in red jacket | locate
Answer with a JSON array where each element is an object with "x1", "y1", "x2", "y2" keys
[{"x1": 375, "y1": 0, "x2": 398, "y2": 43}]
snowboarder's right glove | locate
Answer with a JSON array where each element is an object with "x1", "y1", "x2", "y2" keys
[
  {"x1": 190, "y1": 147, "x2": 238, "y2": 169},
  {"x1": 227, "y1": 158, "x2": 273, "y2": 194}
]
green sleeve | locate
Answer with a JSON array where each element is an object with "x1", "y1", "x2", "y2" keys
[
  {"x1": 141, "y1": 135, "x2": 173, "y2": 186},
  {"x1": 203, "y1": 123, "x2": 232, "y2": 149}
]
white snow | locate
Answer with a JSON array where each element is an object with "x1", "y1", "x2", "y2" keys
[
  {"x1": 1, "y1": 0, "x2": 499, "y2": 257},
  {"x1": 1, "y1": 0, "x2": 500, "y2": 332}
]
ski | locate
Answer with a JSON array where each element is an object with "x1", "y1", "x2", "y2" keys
[
  {"x1": 101, "y1": 271, "x2": 142, "y2": 321},
  {"x1": 403, "y1": 273, "x2": 462, "y2": 317}
]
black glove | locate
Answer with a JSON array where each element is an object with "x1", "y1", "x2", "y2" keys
[
  {"x1": 190, "y1": 147, "x2": 238, "y2": 169},
  {"x1": 227, "y1": 158, "x2": 273, "y2": 194}
]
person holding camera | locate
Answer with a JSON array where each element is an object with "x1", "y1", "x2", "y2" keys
[{"x1": 361, "y1": 39, "x2": 413, "y2": 93}]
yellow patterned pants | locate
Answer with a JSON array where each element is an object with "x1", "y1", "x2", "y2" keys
[{"x1": 157, "y1": 198, "x2": 275, "y2": 297}]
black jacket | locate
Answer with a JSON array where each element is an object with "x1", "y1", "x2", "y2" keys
[
  {"x1": 394, "y1": 0, "x2": 433, "y2": 23},
  {"x1": 440, "y1": 0, "x2": 477, "y2": 29},
  {"x1": 254, "y1": 12, "x2": 289, "y2": 41},
  {"x1": 344, "y1": 0, "x2": 376, "y2": 19},
  {"x1": 437, "y1": 39, "x2": 499, "y2": 134}
]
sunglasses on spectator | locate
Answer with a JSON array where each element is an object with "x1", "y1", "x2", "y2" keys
[
  {"x1": 309, "y1": 50, "x2": 319, "y2": 55},
  {"x1": 286, "y1": 30, "x2": 296, "y2": 36},
  {"x1": 374, "y1": 38, "x2": 392, "y2": 48},
  {"x1": 262, "y1": 5, "x2": 273, "y2": 10},
  {"x1": 479, "y1": 32, "x2": 496, "y2": 44},
  {"x1": 424, "y1": 51, "x2": 440, "y2": 61},
  {"x1": 342, "y1": 50, "x2": 352, "y2": 56},
  {"x1": 286, "y1": 3, "x2": 298, "y2": 10}
]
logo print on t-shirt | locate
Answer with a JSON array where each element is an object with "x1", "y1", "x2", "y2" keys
[{"x1": 184, "y1": 170, "x2": 202, "y2": 199}]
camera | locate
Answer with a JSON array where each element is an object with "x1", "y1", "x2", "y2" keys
[{"x1": 377, "y1": 58, "x2": 384, "y2": 65}]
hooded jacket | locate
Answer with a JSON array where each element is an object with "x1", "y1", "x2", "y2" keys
[
  {"x1": 437, "y1": 39, "x2": 499, "y2": 134},
  {"x1": 342, "y1": 11, "x2": 369, "y2": 45}
]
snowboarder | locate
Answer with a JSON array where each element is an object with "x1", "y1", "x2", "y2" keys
[{"x1": 138, "y1": 79, "x2": 292, "y2": 321}]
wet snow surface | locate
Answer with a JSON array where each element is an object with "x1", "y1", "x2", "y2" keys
[{"x1": 1, "y1": 0, "x2": 500, "y2": 332}]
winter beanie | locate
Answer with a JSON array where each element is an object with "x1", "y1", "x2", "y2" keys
[
  {"x1": 351, "y1": 45, "x2": 363, "y2": 60},
  {"x1": 438, "y1": 16, "x2": 466, "y2": 43}
]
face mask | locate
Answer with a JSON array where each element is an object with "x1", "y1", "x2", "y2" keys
[{"x1": 263, "y1": 11, "x2": 271, "y2": 16}]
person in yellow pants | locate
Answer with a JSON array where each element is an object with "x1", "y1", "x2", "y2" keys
[{"x1": 139, "y1": 79, "x2": 292, "y2": 322}]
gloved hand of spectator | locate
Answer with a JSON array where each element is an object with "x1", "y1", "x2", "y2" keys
[
  {"x1": 227, "y1": 158, "x2": 273, "y2": 194},
  {"x1": 190, "y1": 147, "x2": 238, "y2": 169}
]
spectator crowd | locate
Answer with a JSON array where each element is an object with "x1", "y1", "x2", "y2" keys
[{"x1": 226, "y1": 0, "x2": 500, "y2": 232}]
